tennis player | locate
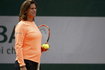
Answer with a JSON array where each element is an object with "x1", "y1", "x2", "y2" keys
[{"x1": 14, "y1": 0, "x2": 47, "y2": 70}]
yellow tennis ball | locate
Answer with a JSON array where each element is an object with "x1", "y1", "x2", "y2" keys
[{"x1": 41, "y1": 44, "x2": 50, "y2": 49}]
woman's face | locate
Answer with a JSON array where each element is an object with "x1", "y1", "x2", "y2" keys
[{"x1": 27, "y1": 4, "x2": 36, "y2": 18}]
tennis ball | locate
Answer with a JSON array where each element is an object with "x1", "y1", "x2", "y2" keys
[{"x1": 41, "y1": 44, "x2": 50, "y2": 49}]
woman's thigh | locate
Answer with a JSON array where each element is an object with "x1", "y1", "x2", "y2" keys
[{"x1": 15, "y1": 60, "x2": 39, "y2": 70}]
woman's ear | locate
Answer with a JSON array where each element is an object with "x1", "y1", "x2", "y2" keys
[
  {"x1": 25, "y1": 11, "x2": 27, "y2": 14},
  {"x1": 24, "y1": 11, "x2": 28, "y2": 15}
]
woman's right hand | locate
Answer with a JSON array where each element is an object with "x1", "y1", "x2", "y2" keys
[{"x1": 20, "y1": 66, "x2": 27, "y2": 70}]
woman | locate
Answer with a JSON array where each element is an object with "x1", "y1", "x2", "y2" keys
[{"x1": 14, "y1": 0, "x2": 46, "y2": 70}]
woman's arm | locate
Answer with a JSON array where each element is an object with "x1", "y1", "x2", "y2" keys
[{"x1": 15, "y1": 23, "x2": 26, "y2": 67}]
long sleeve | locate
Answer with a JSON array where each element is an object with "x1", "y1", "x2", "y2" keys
[
  {"x1": 15, "y1": 21, "x2": 42, "y2": 65},
  {"x1": 15, "y1": 22, "x2": 26, "y2": 66}
]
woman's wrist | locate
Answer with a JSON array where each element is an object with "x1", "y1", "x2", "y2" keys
[{"x1": 20, "y1": 65, "x2": 26, "y2": 68}]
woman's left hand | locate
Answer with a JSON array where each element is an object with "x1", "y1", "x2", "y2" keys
[
  {"x1": 41, "y1": 44, "x2": 50, "y2": 52},
  {"x1": 41, "y1": 47, "x2": 49, "y2": 52}
]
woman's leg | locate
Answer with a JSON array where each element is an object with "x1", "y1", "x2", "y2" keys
[
  {"x1": 24, "y1": 60, "x2": 38, "y2": 70},
  {"x1": 14, "y1": 61, "x2": 20, "y2": 70}
]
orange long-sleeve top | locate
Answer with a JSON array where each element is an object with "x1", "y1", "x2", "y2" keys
[{"x1": 15, "y1": 20, "x2": 42, "y2": 66}]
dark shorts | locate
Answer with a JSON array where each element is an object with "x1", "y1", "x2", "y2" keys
[{"x1": 15, "y1": 59, "x2": 40, "y2": 70}]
